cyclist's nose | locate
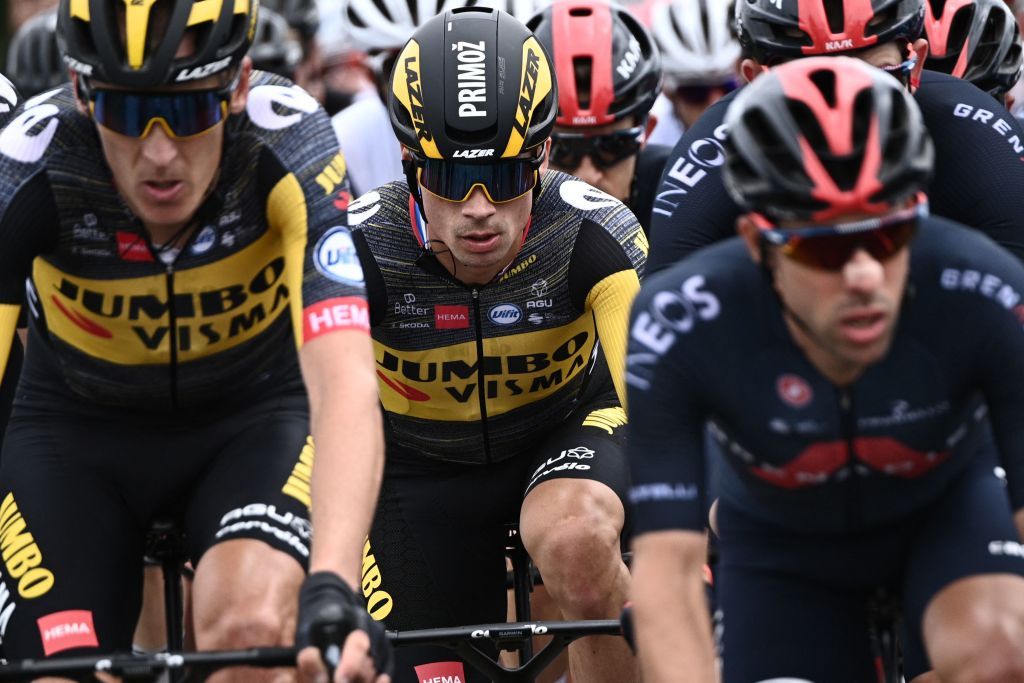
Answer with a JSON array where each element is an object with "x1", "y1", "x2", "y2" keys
[
  {"x1": 462, "y1": 186, "x2": 497, "y2": 218},
  {"x1": 572, "y1": 155, "x2": 604, "y2": 186}
]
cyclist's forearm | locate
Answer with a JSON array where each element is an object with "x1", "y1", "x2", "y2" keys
[
  {"x1": 301, "y1": 330, "x2": 385, "y2": 589},
  {"x1": 632, "y1": 531, "x2": 716, "y2": 683}
]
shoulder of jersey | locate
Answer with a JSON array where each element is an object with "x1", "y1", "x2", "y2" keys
[
  {"x1": 0, "y1": 73, "x2": 19, "y2": 128},
  {"x1": 0, "y1": 84, "x2": 96, "y2": 173},
  {"x1": 346, "y1": 180, "x2": 413, "y2": 231},
  {"x1": 915, "y1": 69, "x2": 991, "y2": 106},
  {"x1": 914, "y1": 215, "x2": 1016, "y2": 265},
  {"x1": 232, "y1": 70, "x2": 336, "y2": 167},
  {"x1": 541, "y1": 171, "x2": 634, "y2": 223},
  {"x1": 643, "y1": 237, "x2": 755, "y2": 297}
]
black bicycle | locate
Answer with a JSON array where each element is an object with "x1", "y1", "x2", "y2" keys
[{"x1": 0, "y1": 619, "x2": 621, "y2": 682}]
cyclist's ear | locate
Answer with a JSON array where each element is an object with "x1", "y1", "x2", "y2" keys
[
  {"x1": 740, "y1": 58, "x2": 765, "y2": 85},
  {"x1": 228, "y1": 58, "x2": 253, "y2": 115},
  {"x1": 71, "y1": 72, "x2": 89, "y2": 115},
  {"x1": 644, "y1": 113, "x2": 658, "y2": 145},
  {"x1": 539, "y1": 138, "x2": 551, "y2": 174},
  {"x1": 736, "y1": 214, "x2": 762, "y2": 263}
]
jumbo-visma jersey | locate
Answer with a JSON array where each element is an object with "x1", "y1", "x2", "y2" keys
[
  {"x1": 0, "y1": 72, "x2": 368, "y2": 413},
  {"x1": 350, "y1": 172, "x2": 647, "y2": 464}
]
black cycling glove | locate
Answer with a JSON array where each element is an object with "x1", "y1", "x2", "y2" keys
[{"x1": 295, "y1": 571, "x2": 394, "y2": 677}]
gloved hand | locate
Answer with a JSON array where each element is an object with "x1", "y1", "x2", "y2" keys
[{"x1": 295, "y1": 572, "x2": 394, "y2": 682}]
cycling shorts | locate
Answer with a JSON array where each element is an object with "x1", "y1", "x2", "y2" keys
[
  {"x1": 715, "y1": 453, "x2": 1024, "y2": 683},
  {"x1": 364, "y1": 396, "x2": 630, "y2": 683},
  {"x1": 0, "y1": 392, "x2": 312, "y2": 659}
]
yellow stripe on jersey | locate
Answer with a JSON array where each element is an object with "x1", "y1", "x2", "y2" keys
[
  {"x1": 32, "y1": 229, "x2": 290, "y2": 365},
  {"x1": 585, "y1": 269, "x2": 641, "y2": 410},
  {"x1": 0, "y1": 304, "x2": 20, "y2": 385},
  {"x1": 582, "y1": 406, "x2": 627, "y2": 435},
  {"x1": 266, "y1": 173, "x2": 310, "y2": 350},
  {"x1": 375, "y1": 314, "x2": 596, "y2": 420}
]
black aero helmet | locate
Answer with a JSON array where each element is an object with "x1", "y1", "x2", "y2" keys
[
  {"x1": 7, "y1": 10, "x2": 69, "y2": 98},
  {"x1": 736, "y1": 0, "x2": 925, "y2": 64},
  {"x1": 924, "y1": 0, "x2": 1023, "y2": 98},
  {"x1": 57, "y1": 0, "x2": 258, "y2": 88},
  {"x1": 250, "y1": 7, "x2": 304, "y2": 78},
  {"x1": 723, "y1": 56, "x2": 933, "y2": 221},
  {"x1": 389, "y1": 7, "x2": 558, "y2": 160},
  {"x1": 527, "y1": 0, "x2": 662, "y2": 127}
]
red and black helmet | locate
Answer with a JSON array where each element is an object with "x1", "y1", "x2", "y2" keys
[
  {"x1": 527, "y1": 0, "x2": 662, "y2": 127},
  {"x1": 924, "y1": 0, "x2": 1023, "y2": 98},
  {"x1": 736, "y1": 0, "x2": 925, "y2": 64},
  {"x1": 723, "y1": 56, "x2": 933, "y2": 221}
]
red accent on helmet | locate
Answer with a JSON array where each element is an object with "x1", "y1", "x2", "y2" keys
[
  {"x1": 798, "y1": 0, "x2": 880, "y2": 54},
  {"x1": 552, "y1": 1, "x2": 616, "y2": 126},
  {"x1": 924, "y1": 0, "x2": 976, "y2": 77}
]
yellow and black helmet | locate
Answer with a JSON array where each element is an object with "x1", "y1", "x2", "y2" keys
[
  {"x1": 388, "y1": 6, "x2": 558, "y2": 161},
  {"x1": 57, "y1": 0, "x2": 259, "y2": 88}
]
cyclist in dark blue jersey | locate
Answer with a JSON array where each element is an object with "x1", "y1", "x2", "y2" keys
[
  {"x1": 647, "y1": 0, "x2": 1024, "y2": 272},
  {"x1": 628, "y1": 56, "x2": 1024, "y2": 683}
]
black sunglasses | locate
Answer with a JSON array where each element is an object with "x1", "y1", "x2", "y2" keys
[{"x1": 549, "y1": 125, "x2": 646, "y2": 171}]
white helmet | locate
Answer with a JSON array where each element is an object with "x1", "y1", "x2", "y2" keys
[
  {"x1": 341, "y1": 0, "x2": 524, "y2": 51},
  {"x1": 649, "y1": 0, "x2": 739, "y2": 84}
]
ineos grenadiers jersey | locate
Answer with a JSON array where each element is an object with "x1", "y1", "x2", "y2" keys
[
  {"x1": 627, "y1": 218, "x2": 1024, "y2": 536},
  {"x1": 647, "y1": 70, "x2": 1024, "y2": 272},
  {"x1": 0, "y1": 72, "x2": 368, "y2": 413},
  {"x1": 350, "y1": 172, "x2": 647, "y2": 464}
]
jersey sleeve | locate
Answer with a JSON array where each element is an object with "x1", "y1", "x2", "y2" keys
[
  {"x1": 569, "y1": 203, "x2": 647, "y2": 408},
  {"x1": 625, "y1": 271, "x2": 708, "y2": 534},
  {"x1": 647, "y1": 93, "x2": 742, "y2": 274},
  {"x1": 0, "y1": 73, "x2": 19, "y2": 129},
  {"x1": 0, "y1": 168, "x2": 59, "y2": 384},
  {"x1": 252, "y1": 79, "x2": 369, "y2": 349},
  {"x1": 918, "y1": 74, "x2": 1024, "y2": 262}
]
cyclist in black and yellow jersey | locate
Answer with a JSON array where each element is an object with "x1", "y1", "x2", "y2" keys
[
  {"x1": 0, "y1": 1, "x2": 390, "y2": 680},
  {"x1": 308, "y1": 7, "x2": 645, "y2": 683}
]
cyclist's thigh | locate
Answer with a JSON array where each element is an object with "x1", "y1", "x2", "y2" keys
[
  {"x1": 0, "y1": 415, "x2": 144, "y2": 658},
  {"x1": 901, "y1": 457, "x2": 1024, "y2": 679},
  {"x1": 522, "y1": 400, "x2": 629, "y2": 522},
  {"x1": 716, "y1": 503, "x2": 879, "y2": 683},
  {"x1": 183, "y1": 393, "x2": 313, "y2": 570},
  {"x1": 370, "y1": 445, "x2": 527, "y2": 683}
]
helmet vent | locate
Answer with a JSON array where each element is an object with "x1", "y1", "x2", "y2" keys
[
  {"x1": 808, "y1": 68, "x2": 838, "y2": 107},
  {"x1": 569, "y1": 7, "x2": 592, "y2": 17},
  {"x1": 573, "y1": 56, "x2": 593, "y2": 109},
  {"x1": 824, "y1": 1, "x2": 846, "y2": 35}
]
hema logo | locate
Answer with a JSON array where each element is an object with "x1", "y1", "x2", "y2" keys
[{"x1": 488, "y1": 304, "x2": 522, "y2": 325}]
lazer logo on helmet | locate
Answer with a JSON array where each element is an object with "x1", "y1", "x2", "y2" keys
[
  {"x1": 403, "y1": 54, "x2": 433, "y2": 143},
  {"x1": 176, "y1": 56, "x2": 233, "y2": 82},
  {"x1": 511, "y1": 48, "x2": 541, "y2": 137},
  {"x1": 453, "y1": 149, "x2": 494, "y2": 159},
  {"x1": 453, "y1": 41, "x2": 488, "y2": 118}
]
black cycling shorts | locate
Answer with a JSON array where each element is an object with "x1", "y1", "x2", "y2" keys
[
  {"x1": 0, "y1": 392, "x2": 312, "y2": 659},
  {"x1": 715, "y1": 454, "x2": 1024, "y2": 683},
  {"x1": 365, "y1": 398, "x2": 630, "y2": 683}
]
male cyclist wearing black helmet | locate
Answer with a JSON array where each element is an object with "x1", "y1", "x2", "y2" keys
[
  {"x1": 528, "y1": 0, "x2": 671, "y2": 234},
  {"x1": 628, "y1": 56, "x2": 1024, "y2": 683},
  {"x1": 0, "y1": 1, "x2": 389, "y2": 680},
  {"x1": 311, "y1": 7, "x2": 645, "y2": 682},
  {"x1": 646, "y1": 0, "x2": 1024, "y2": 273},
  {"x1": 924, "y1": 0, "x2": 1024, "y2": 106},
  {"x1": 6, "y1": 9, "x2": 70, "y2": 99}
]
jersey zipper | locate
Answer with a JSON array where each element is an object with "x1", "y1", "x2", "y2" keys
[
  {"x1": 837, "y1": 387, "x2": 861, "y2": 530},
  {"x1": 165, "y1": 263, "x2": 179, "y2": 411},
  {"x1": 471, "y1": 288, "x2": 492, "y2": 464}
]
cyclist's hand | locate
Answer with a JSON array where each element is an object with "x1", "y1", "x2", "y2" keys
[{"x1": 295, "y1": 571, "x2": 394, "y2": 683}]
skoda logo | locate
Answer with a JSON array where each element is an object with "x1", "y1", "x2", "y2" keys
[{"x1": 488, "y1": 304, "x2": 522, "y2": 325}]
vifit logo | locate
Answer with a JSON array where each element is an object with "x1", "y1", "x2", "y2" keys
[{"x1": 488, "y1": 304, "x2": 521, "y2": 325}]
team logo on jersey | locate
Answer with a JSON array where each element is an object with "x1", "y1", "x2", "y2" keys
[
  {"x1": 531, "y1": 279, "x2": 549, "y2": 297},
  {"x1": 348, "y1": 191, "x2": 382, "y2": 226},
  {"x1": 435, "y1": 305, "x2": 469, "y2": 329},
  {"x1": 558, "y1": 180, "x2": 619, "y2": 210},
  {"x1": 315, "y1": 227, "x2": 364, "y2": 285},
  {"x1": 777, "y1": 374, "x2": 813, "y2": 408},
  {"x1": 0, "y1": 90, "x2": 61, "y2": 164},
  {"x1": 245, "y1": 84, "x2": 319, "y2": 131},
  {"x1": 489, "y1": 304, "x2": 522, "y2": 325}
]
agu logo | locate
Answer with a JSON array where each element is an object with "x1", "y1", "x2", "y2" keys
[
  {"x1": 777, "y1": 374, "x2": 813, "y2": 408},
  {"x1": 488, "y1": 304, "x2": 522, "y2": 325},
  {"x1": 315, "y1": 227, "x2": 364, "y2": 284}
]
